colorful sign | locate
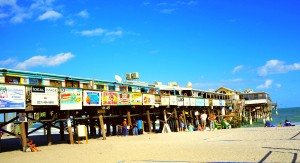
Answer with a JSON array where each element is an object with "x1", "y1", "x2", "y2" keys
[
  {"x1": 177, "y1": 97, "x2": 184, "y2": 106},
  {"x1": 169, "y1": 96, "x2": 177, "y2": 105},
  {"x1": 142, "y1": 94, "x2": 155, "y2": 105},
  {"x1": 204, "y1": 99, "x2": 209, "y2": 106},
  {"x1": 131, "y1": 92, "x2": 142, "y2": 105},
  {"x1": 102, "y1": 91, "x2": 118, "y2": 105},
  {"x1": 0, "y1": 84, "x2": 25, "y2": 109},
  {"x1": 32, "y1": 86, "x2": 58, "y2": 105},
  {"x1": 60, "y1": 88, "x2": 82, "y2": 110},
  {"x1": 83, "y1": 90, "x2": 101, "y2": 106},
  {"x1": 195, "y1": 98, "x2": 205, "y2": 106},
  {"x1": 190, "y1": 98, "x2": 196, "y2": 106},
  {"x1": 118, "y1": 92, "x2": 131, "y2": 105},
  {"x1": 184, "y1": 97, "x2": 190, "y2": 106},
  {"x1": 160, "y1": 95, "x2": 170, "y2": 106}
]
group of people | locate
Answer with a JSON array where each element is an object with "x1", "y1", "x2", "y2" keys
[
  {"x1": 120, "y1": 118, "x2": 139, "y2": 136},
  {"x1": 179, "y1": 111, "x2": 217, "y2": 132}
]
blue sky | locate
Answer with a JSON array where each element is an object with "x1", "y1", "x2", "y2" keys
[{"x1": 0, "y1": 0, "x2": 300, "y2": 108}]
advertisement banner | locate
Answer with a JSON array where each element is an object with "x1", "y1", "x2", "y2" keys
[
  {"x1": 177, "y1": 97, "x2": 184, "y2": 106},
  {"x1": 102, "y1": 91, "x2": 118, "y2": 105},
  {"x1": 83, "y1": 90, "x2": 101, "y2": 106},
  {"x1": 195, "y1": 98, "x2": 205, "y2": 106},
  {"x1": 160, "y1": 95, "x2": 170, "y2": 106},
  {"x1": 221, "y1": 100, "x2": 226, "y2": 106},
  {"x1": 169, "y1": 96, "x2": 177, "y2": 105},
  {"x1": 213, "y1": 100, "x2": 220, "y2": 106},
  {"x1": 190, "y1": 98, "x2": 196, "y2": 106},
  {"x1": 184, "y1": 97, "x2": 190, "y2": 106},
  {"x1": 32, "y1": 86, "x2": 58, "y2": 105},
  {"x1": 142, "y1": 94, "x2": 155, "y2": 105},
  {"x1": 0, "y1": 84, "x2": 25, "y2": 109},
  {"x1": 118, "y1": 92, "x2": 131, "y2": 105},
  {"x1": 131, "y1": 92, "x2": 142, "y2": 105},
  {"x1": 60, "y1": 88, "x2": 82, "y2": 110},
  {"x1": 204, "y1": 99, "x2": 210, "y2": 106}
]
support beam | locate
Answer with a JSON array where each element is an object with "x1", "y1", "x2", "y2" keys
[
  {"x1": 46, "y1": 112, "x2": 52, "y2": 146},
  {"x1": 174, "y1": 108, "x2": 179, "y2": 132},
  {"x1": 146, "y1": 109, "x2": 151, "y2": 133},
  {"x1": 67, "y1": 111, "x2": 74, "y2": 144},
  {"x1": 59, "y1": 121, "x2": 65, "y2": 141},
  {"x1": 20, "y1": 122, "x2": 27, "y2": 152},
  {"x1": 127, "y1": 109, "x2": 132, "y2": 135},
  {"x1": 99, "y1": 114, "x2": 106, "y2": 140}
]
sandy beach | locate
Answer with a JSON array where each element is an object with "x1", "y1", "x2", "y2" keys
[{"x1": 1, "y1": 126, "x2": 299, "y2": 163}]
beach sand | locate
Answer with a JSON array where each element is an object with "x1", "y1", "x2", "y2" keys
[{"x1": 0, "y1": 126, "x2": 299, "y2": 163}]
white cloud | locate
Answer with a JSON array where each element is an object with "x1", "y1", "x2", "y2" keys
[
  {"x1": 77, "y1": 10, "x2": 89, "y2": 18},
  {"x1": 79, "y1": 28, "x2": 124, "y2": 42},
  {"x1": 256, "y1": 79, "x2": 273, "y2": 89},
  {"x1": 0, "y1": 0, "x2": 16, "y2": 6},
  {"x1": 0, "y1": 13, "x2": 9, "y2": 18},
  {"x1": 65, "y1": 19, "x2": 74, "y2": 26},
  {"x1": 276, "y1": 83, "x2": 282, "y2": 88},
  {"x1": 232, "y1": 65, "x2": 243, "y2": 74},
  {"x1": 160, "y1": 8, "x2": 176, "y2": 14},
  {"x1": 38, "y1": 10, "x2": 62, "y2": 21},
  {"x1": 258, "y1": 60, "x2": 300, "y2": 76},
  {"x1": 10, "y1": 12, "x2": 31, "y2": 23},
  {"x1": 79, "y1": 28, "x2": 106, "y2": 36},
  {"x1": 14, "y1": 52, "x2": 74, "y2": 70},
  {"x1": 0, "y1": 58, "x2": 16, "y2": 66}
]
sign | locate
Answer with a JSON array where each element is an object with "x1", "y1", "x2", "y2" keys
[
  {"x1": 195, "y1": 98, "x2": 205, "y2": 106},
  {"x1": 142, "y1": 94, "x2": 155, "y2": 105},
  {"x1": 169, "y1": 96, "x2": 177, "y2": 105},
  {"x1": 177, "y1": 97, "x2": 184, "y2": 106},
  {"x1": 118, "y1": 92, "x2": 131, "y2": 105},
  {"x1": 204, "y1": 99, "x2": 209, "y2": 106},
  {"x1": 60, "y1": 88, "x2": 82, "y2": 110},
  {"x1": 184, "y1": 97, "x2": 190, "y2": 106},
  {"x1": 0, "y1": 84, "x2": 25, "y2": 109},
  {"x1": 131, "y1": 92, "x2": 142, "y2": 105},
  {"x1": 160, "y1": 95, "x2": 170, "y2": 106},
  {"x1": 83, "y1": 90, "x2": 101, "y2": 106},
  {"x1": 102, "y1": 91, "x2": 118, "y2": 105},
  {"x1": 190, "y1": 98, "x2": 196, "y2": 106},
  {"x1": 32, "y1": 86, "x2": 58, "y2": 105}
]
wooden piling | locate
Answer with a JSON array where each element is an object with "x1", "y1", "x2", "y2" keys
[
  {"x1": 99, "y1": 114, "x2": 106, "y2": 140},
  {"x1": 146, "y1": 109, "x2": 151, "y2": 133},
  {"x1": 127, "y1": 109, "x2": 132, "y2": 135},
  {"x1": 59, "y1": 121, "x2": 64, "y2": 141},
  {"x1": 46, "y1": 112, "x2": 52, "y2": 146},
  {"x1": 20, "y1": 122, "x2": 27, "y2": 152},
  {"x1": 67, "y1": 111, "x2": 74, "y2": 144},
  {"x1": 174, "y1": 108, "x2": 179, "y2": 132}
]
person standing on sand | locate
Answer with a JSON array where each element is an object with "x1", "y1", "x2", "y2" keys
[
  {"x1": 200, "y1": 111, "x2": 207, "y2": 130},
  {"x1": 179, "y1": 114, "x2": 184, "y2": 132},
  {"x1": 208, "y1": 113, "x2": 216, "y2": 131},
  {"x1": 123, "y1": 119, "x2": 128, "y2": 136}
]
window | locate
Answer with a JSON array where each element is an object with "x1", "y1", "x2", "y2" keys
[
  {"x1": 5, "y1": 76, "x2": 20, "y2": 84},
  {"x1": 128, "y1": 86, "x2": 132, "y2": 92},
  {"x1": 66, "y1": 80, "x2": 79, "y2": 88},
  {"x1": 29, "y1": 78, "x2": 42, "y2": 85},
  {"x1": 50, "y1": 80, "x2": 62, "y2": 87},
  {"x1": 141, "y1": 88, "x2": 147, "y2": 93},
  {"x1": 108, "y1": 85, "x2": 115, "y2": 91},
  {"x1": 82, "y1": 83, "x2": 89, "y2": 89},
  {"x1": 220, "y1": 91, "x2": 226, "y2": 94},
  {"x1": 119, "y1": 86, "x2": 127, "y2": 92},
  {"x1": 96, "y1": 85, "x2": 105, "y2": 90}
]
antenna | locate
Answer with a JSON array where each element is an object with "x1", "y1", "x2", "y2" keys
[{"x1": 114, "y1": 75, "x2": 122, "y2": 83}]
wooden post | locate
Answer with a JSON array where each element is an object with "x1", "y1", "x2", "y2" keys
[
  {"x1": 59, "y1": 121, "x2": 64, "y2": 141},
  {"x1": 174, "y1": 108, "x2": 179, "y2": 132},
  {"x1": 163, "y1": 109, "x2": 167, "y2": 122},
  {"x1": 182, "y1": 109, "x2": 187, "y2": 130},
  {"x1": 127, "y1": 109, "x2": 132, "y2": 135},
  {"x1": 20, "y1": 122, "x2": 27, "y2": 152},
  {"x1": 67, "y1": 111, "x2": 74, "y2": 144},
  {"x1": 99, "y1": 114, "x2": 106, "y2": 140},
  {"x1": 190, "y1": 110, "x2": 194, "y2": 126},
  {"x1": 46, "y1": 112, "x2": 52, "y2": 146},
  {"x1": 146, "y1": 109, "x2": 151, "y2": 133}
]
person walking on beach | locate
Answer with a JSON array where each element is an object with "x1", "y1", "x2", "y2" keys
[
  {"x1": 132, "y1": 118, "x2": 138, "y2": 135},
  {"x1": 208, "y1": 113, "x2": 216, "y2": 131},
  {"x1": 179, "y1": 114, "x2": 184, "y2": 132},
  {"x1": 200, "y1": 111, "x2": 207, "y2": 130},
  {"x1": 123, "y1": 119, "x2": 128, "y2": 136}
]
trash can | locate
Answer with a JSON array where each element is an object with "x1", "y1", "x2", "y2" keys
[{"x1": 137, "y1": 120, "x2": 143, "y2": 134}]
